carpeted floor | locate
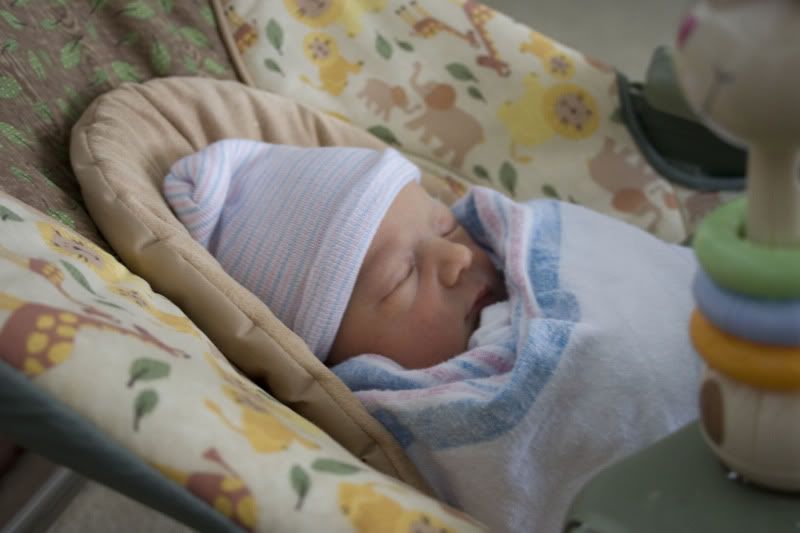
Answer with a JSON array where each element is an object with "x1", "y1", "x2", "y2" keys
[{"x1": 47, "y1": 1, "x2": 688, "y2": 531}]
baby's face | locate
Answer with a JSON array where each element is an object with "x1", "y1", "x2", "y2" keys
[{"x1": 328, "y1": 182, "x2": 506, "y2": 369}]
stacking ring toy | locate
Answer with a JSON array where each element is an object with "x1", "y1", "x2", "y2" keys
[
  {"x1": 693, "y1": 270, "x2": 800, "y2": 346},
  {"x1": 693, "y1": 198, "x2": 800, "y2": 299},
  {"x1": 690, "y1": 309, "x2": 800, "y2": 391}
]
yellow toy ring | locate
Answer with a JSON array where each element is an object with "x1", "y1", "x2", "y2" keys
[{"x1": 691, "y1": 309, "x2": 800, "y2": 391}]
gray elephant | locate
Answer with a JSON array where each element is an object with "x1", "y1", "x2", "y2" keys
[
  {"x1": 404, "y1": 62, "x2": 485, "y2": 169},
  {"x1": 357, "y1": 78, "x2": 420, "y2": 121}
]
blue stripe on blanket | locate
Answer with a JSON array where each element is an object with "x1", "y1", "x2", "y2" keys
[{"x1": 335, "y1": 194, "x2": 580, "y2": 449}]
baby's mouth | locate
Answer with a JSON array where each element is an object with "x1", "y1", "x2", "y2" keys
[{"x1": 467, "y1": 285, "x2": 493, "y2": 329}]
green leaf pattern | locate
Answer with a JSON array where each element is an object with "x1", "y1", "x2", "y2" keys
[
  {"x1": 0, "y1": 76, "x2": 22, "y2": 99},
  {"x1": 28, "y1": 50, "x2": 46, "y2": 80},
  {"x1": 10, "y1": 165, "x2": 32, "y2": 182},
  {"x1": 499, "y1": 161, "x2": 518, "y2": 196},
  {"x1": 202, "y1": 57, "x2": 225, "y2": 76},
  {"x1": 60, "y1": 39, "x2": 82, "y2": 69},
  {"x1": 367, "y1": 125, "x2": 401, "y2": 146},
  {"x1": 2, "y1": 39, "x2": 19, "y2": 53},
  {"x1": 311, "y1": 458, "x2": 361, "y2": 475},
  {"x1": 133, "y1": 389, "x2": 158, "y2": 431},
  {"x1": 150, "y1": 41, "x2": 171, "y2": 75},
  {"x1": 0, "y1": 205, "x2": 23, "y2": 222},
  {"x1": 179, "y1": 27, "x2": 208, "y2": 48},
  {"x1": 0, "y1": 10, "x2": 24, "y2": 29},
  {"x1": 376, "y1": 33, "x2": 392, "y2": 60},
  {"x1": 112, "y1": 60, "x2": 144, "y2": 82},
  {"x1": 264, "y1": 58, "x2": 283, "y2": 76},
  {"x1": 446, "y1": 62, "x2": 478, "y2": 82},
  {"x1": 0, "y1": 122, "x2": 28, "y2": 146},
  {"x1": 122, "y1": 1, "x2": 155, "y2": 20},
  {"x1": 290, "y1": 465, "x2": 310, "y2": 510},
  {"x1": 0, "y1": 0, "x2": 228, "y2": 255},
  {"x1": 128, "y1": 358, "x2": 170, "y2": 387},
  {"x1": 60, "y1": 260, "x2": 94, "y2": 291},
  {"x1": 266, "y1": 19, "x2": 283, "y2": 55}
]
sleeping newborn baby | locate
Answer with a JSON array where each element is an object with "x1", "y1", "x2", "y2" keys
[{"x1": 164, "y1": 139, "x2": 700, "y2": 533}]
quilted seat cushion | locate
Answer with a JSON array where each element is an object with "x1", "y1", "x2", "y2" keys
[{"x1": 69, "y1": 76, "x2": 441, "y2": 491}]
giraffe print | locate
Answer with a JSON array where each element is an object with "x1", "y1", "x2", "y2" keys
[
  {"x1": 0, "y1": 293, "x2": 189, "y2": 377},
  {"x1": 462, "y1": 0, "x2": 510, "y2": 77},
  {"x1": 109, "y1": 286, "x2": 200, "y2": 337},
  {"x1": 0, "y1": 245, "x2": 117, "y2": 321},
  {"x1": 155, "y1": 448, "x2": 257, "y2": 532},
  {"x1": 396, "y1": 1, "x2": 478, "y2": 47}
]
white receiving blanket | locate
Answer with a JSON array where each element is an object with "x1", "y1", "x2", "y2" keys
[{"x1": 333, "y1": 187, "x2": 702, "y2": 532}]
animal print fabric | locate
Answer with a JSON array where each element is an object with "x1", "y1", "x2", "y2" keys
[
  {"x1": 219, "y1": 0, "x2": 731, "y2": 242},
  {"x1": 0, "y1": 192, "x2": 485, "y2": 532}
]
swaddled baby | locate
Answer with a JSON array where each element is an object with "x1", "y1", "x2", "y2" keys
[{"x1": 164, "y1": 140, "x2": 700, "y2": 533}]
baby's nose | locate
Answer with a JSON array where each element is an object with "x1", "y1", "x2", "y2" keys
[{"x1": 437, "y1": 240, "x2": 473, "y2": 287}]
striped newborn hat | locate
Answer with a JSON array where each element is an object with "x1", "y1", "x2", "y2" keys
[{"x1": 163, "y1": 139, "x2": 419, "y2": 362}]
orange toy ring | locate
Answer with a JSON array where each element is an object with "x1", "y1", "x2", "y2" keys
[{"x1": 690, "y1": 309, "x2": 800, "y2": 391}]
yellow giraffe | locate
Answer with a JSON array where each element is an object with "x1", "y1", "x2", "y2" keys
[
  {"x1": 204, "y1": 351, "x2": 326, "y2": 438},
  {"x1": 205, "y1": 397, "x2": 319, "y2": 454},
  {"x1": 519, "y1": 30, "x2": 576, "y2": 80},
  {"x1": 395, "y1": 1, "x2": 478, "y2": 46},
  {"x1": 108, "y1": 286, "x2": 200, "y2": 337},
  {"x1": 338, "y1": 482, "x2": 455, "y2": 533},
  {"x1": 223, "y1": 4, "x2": 259, "y2": 55},
  {"x1": 154, "y1": 448, "x2": 258, "y2": 531},
  {"x1": 300, "y1": 32, "x2": 363, "y2": 96}
]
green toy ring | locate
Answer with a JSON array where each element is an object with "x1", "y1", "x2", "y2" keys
[{"x1": 693, "y1": 198, "x2": 800, "y2": 299}]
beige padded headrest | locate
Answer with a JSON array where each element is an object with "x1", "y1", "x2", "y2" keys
[{"x1": 70, "y1": 77, "x2": 430, "y2": 492}]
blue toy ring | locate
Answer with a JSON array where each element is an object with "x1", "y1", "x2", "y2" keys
[{"x1": 693, "y1": 269, "x2": 800, "y2": 347}]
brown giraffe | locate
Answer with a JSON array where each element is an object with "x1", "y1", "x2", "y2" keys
[
  {"x1": 396, "y1": 1, "x2": 478, "y2": 47},
  {"x1": 0, "y1": 292, "x2": 189, "y2": 377},
  {"x1": 462, "y1": 0, "x2": 510, "y2": 77},
  {"x1": 155, "y1": 448, "x2": 257, "y2": 532}
]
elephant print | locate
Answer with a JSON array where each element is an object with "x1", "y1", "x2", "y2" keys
[
  {"x1": 338, "y1": 481, "x2": 455, "y2": 533},
  {"x1": 587, "y1": 137, "x2": 678, "y2": 233},
  {"x1": 405, "y1": 62, "x2": 484, "y2": 169},
  {"x1": 300, "y1": 32, "x2": 363, "y2": 96},
  {"x1": 357, "y1": 78, "x2": 419, "y2": 121},
  {"x1": 155, "y1": 448, "x2": 257, "y2": 531}
]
